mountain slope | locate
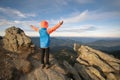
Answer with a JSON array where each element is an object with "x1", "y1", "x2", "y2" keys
[
  {"x1": 87, "y1": 39, "x2": 120, "y2": 47},
  {"x1": 0, "y1": 27, "x2": 120, "y2": 80}
]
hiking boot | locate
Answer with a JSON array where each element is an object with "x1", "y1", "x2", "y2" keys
[
  {"x1": 41, "y1": 64, "x2": 45, "y2": 69},
  {"x1": 46, "y1": 64, "x2": 50, "y2": 69}
]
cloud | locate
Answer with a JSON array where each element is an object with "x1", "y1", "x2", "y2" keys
[
  {"x1": 49, "y1": 10, "x2": 89, "y2": 24},
  {"x1": 89, "y1": 10, "x2": 120, "y2": 20},
  {"x1": 58, "y1": 25, "x2": 96, "y2": 32},
  {"x1": 64, "y1": 10, "x2": 89, "y2": 23},
  {"x1": 0, "y1": 7, "x2": 36, "y2": 18},
  {"x1": 0, "y1": 19, "x2": 14, "y2": 26},
  {"x1": 49, "y1": 10, "x2": 120, "y2": 24},
  {"x1": 0, "y1": 19, "x2": 40, "y2": 36},
  {"x1": 0, "y1": 19, "x2": 39, "y2": 31},
  {"x1": 0, "y1": 19, "x2": 38, "y2": 26}
]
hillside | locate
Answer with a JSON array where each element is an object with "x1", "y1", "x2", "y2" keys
[
  {"x1": 31, "y1": 36, "x2": 120, "y2": 63},
  {"x1": 0, "y1": 27, "x2": 120, "y2": 80},
  {"x1": 31, "y1": 37, "x2": 78, "y2": 48},
  {"x1": 87, "y1": 40, "x2": 120, "y2": 47}
]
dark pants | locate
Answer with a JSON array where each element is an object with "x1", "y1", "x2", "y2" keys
[{"x1": 41, "y1": 48, "x2": 50, "y2": 65}]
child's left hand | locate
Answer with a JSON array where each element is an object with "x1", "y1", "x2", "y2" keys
[{"x1": 59, "y1": 21, "x2": 63, "y2": 25}]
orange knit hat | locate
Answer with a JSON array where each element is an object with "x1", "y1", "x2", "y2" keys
[{"x1": 40, "y1": 20, "x2": 48, "y2": 28}]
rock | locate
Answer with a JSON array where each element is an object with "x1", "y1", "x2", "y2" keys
[
  {"x1": 0, "y1": 48, "x2": 14, "y2": 80},
  {"x1": 13, "y1": 59, "x2": 31, "y2": 73},
  {"x1": 5, "y1": 52, "x2": 32, "y2": 73},
  {"x1": 44, "y1": 69, "x2": 66, "y2": 80},
  {"x1": 19, "y1": 55, "x2": 69, "y2": 80},
  {"x1": 75, "y1": 45, "x2": 120, "y2": 80},
  {"x1": 0, "y1": 27, "x2": 33, "y2": 79},
  {"x1": 2, "y1": 26, "x2": 33, "y2": 53},
  {"x1": 106, "y1": 73, "x2": 117, "y2": 80},
  {"x1": 73, "y1": 43, "x2": 81, "y2": 52},
  {"x1": 63, "y1": 61, "x2": 82, "y2": 80},
  {"x1": 0, "y1": 36, "x2": 2, "y2": 39},
  {"x1": 88, "y1": 67, "x2": 105, "y2": 80},
  {"x1": 34, "y1": 68, "x2": 49, "y2": 80},
  {"x1": 74, "y1": 63, "x2": 92, "y2": 80}
]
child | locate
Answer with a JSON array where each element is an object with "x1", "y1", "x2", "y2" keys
[{"x1": 30, "y1": 20, "x2": 63, "y2": 69}]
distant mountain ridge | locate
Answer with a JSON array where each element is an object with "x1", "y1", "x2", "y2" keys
[
  {"x1": 87, "y1": 39, "x2": 120, "y2": 47},
  {"x1": 31, "y1": 37, "x2": 120, "y2": 52}
]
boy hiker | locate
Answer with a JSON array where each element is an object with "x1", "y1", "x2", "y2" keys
[{"x1": 30, "y1": 20, "x2": 63, "y2": 69}]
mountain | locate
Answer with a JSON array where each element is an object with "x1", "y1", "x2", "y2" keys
[
  {"x1": 0, "y1": 27, "x2": 120, "y2": 80},
  {"x1": 87, "y1": 39, "x2": 120, "y2": 47}
]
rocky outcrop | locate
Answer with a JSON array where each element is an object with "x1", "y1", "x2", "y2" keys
[
  {"x1": 0, "y1": 27, "x2": 120, "y2": 80},
  {"x1": 0, "y1": 27, "x2": 33, "y2": 79},
  {"x1": 0, "y1": 27, "x2": 71, "y2": 80},
  {"x1": 74, "y1": 44, "x2": 120, "y2": 80},
  {"x1": 2, "y1": 26, "x2": 33, "y2": 53}
]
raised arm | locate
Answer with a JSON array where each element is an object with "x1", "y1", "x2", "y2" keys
[
  {"x1": 47, "y1": 21, "x2": 63, "y2": 34},
  {"x1": 30, "y1": 25, "x2": 39, "y2": 32}
]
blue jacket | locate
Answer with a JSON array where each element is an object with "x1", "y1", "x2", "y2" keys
[{"x1": 39, "y1": 28, "x2": 50, "y2": 48}]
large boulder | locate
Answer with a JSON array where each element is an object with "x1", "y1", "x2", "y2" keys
[
  {"x1": 0, "y1": 27, "x2": 34, "y2": 79},
  {"x1": 2, "y1": 26, "x2": 33, "y2": 53}
]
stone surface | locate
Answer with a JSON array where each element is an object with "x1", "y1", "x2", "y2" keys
[
  {"x1": 2, "y1": 26, "x2": 33, "y2": 53},
  {"x1": 63, "y1": 61, "x2": 82, "y2": 80},
  {"x1": 74, "y1": 44, "x2": 120, "y2": 80},
  {"x1": 0, "y1": 48, "x2": 14, "y2": 80},
  {"x1": 74, "y1": 63, "x2": 92, "y2": 80}
]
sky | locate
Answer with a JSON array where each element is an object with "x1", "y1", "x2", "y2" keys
[{"x1": 0, "y1": 0, "x2": 120, "y2": 37}]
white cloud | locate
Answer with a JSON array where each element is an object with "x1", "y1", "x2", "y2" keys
[
  {"x1": 49, "y1": 10, "x2": 89, "y2": 24},
  {"x1": 0, "y1": 19, "x2": 38, "y2": 26},
  {"x1": 0, "y1": 7, "x2": 36, "y2": 18},
  {"x1": 58, "y1": 25, "x2": 96, "y2": 32},
  {"x1": 49, "y1": 10, "x2": 120, "y2": 24},
  {"x1": 50, "y1": 31, "x2": 120, "y2": 37},
  {"x1": 89, "y1": 10, "x2": 120, "y2": 20},
  {"x1": 0, "y1": 19, "x2": 39, "y2": 32},
  {"x1": 48, "y1": 9, "x2": 120, "y2": 37},
  {"x1": 0, "y1": 19, "x2": 14, "y2": 27},
  {"x1": 25, "y1": 31, "x2": 39, "y2": 37},
  {"x1": 64, "y1": 10, "x2": 89, "y2": 23}
]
